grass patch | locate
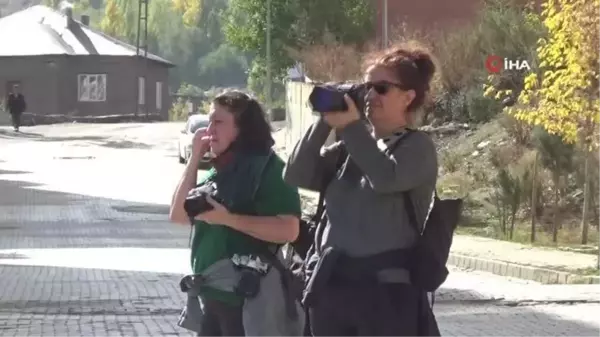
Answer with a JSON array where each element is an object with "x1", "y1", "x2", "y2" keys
[
  {"x1": 456, "y1": 217, "x2": 600, "y2": 254},
  {"x1": 572, "y1": 267, "x2": 600, "y2": 277}
]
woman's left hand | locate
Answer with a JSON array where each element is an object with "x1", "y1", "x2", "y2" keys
[
  {"x1": 195, "y1": 195, "x2": 233, "y2": 226},
  {"x1": 323, "y1": 94, "x2": 360, "y2": 129}
]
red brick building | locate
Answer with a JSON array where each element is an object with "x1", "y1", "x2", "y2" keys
[{"x1": 373, "y1": 0, "x2": 483, "y2": 44}]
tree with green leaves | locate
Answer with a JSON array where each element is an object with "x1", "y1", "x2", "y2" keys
[
  {"x1": 532, "y1": 127, "x2": 575, "y2": 243},
  {"x1": 221, "y1": 0, "x2": 374, "y2": 50},
  {"x1": 218, "y1": 0, "x2": 374, "y2": 100}
]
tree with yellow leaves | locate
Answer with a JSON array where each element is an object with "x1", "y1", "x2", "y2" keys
[
  {"x1": 485, "y1": 0, "x2": 599, "y2": 245},
  {"x1": 100, "y1": 0, "x2": 126, "y2": 38},
  {"x1": 171, "y1": 0, "x2": 202, "y2": 27}
]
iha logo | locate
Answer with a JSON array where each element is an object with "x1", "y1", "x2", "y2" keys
[{"x1": 485, "y1": 55, "x2": 531, "y2": 73}]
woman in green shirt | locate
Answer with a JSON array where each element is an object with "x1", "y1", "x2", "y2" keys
[{"x1": 169, "y1": 91, "x2": 302, "y2": 336}]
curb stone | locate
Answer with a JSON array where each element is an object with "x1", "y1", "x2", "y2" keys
[{"x1": 448, "y1": 253, "x2": 600, "y2": 285}]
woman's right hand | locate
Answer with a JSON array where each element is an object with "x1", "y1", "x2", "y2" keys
[
  {"x1": 170, "y1": 127, "x2": 208, "y2": 225},
  {"x1": 192, "y1": 127, "x2": 211, "y2": 158}
]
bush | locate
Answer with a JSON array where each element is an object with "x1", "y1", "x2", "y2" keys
[
  {"x1": 441, "y1": 150, "x2": 462, "y2": 173},
  {"x1": 438, "y1": 171, "x2": 472, "y2": 200},
  {"x1": 169, "y1": 97, "x2": 188, "y2": 121},
  {"x1": 430, "y1": 90, "x2": 467, "y2": 123},
  {"x1": 287, "y1": 31, "x2": 371, "y2": 82},
  {"x1": 429, "y1": 86, "x2": 501, "y2": 124},
  {"x1": 490, "y1": 144, "x2": 523, "y2": 169},
  {"x1": 513, "y1": 150, "x2": 547, "y2": 217},
  {"x1": 490, "y1": 166, "x2": 524, "y2": 238},
  {"x1": 499, "y1": 112, "x2": 532, "y2": 146},
  {"x1": 465, "y1": 86, "x2": 503, "y2": 123}
]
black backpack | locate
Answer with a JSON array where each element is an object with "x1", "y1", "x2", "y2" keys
[
  {"x1": 405, "y1": 191, "x2": 463, "y2": 292},
  {"x1": 387, "y1": 130, "x2": 464, "y2": 292}
]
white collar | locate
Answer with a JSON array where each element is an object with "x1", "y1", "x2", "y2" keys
[{"x1": 376, "y1": 129, "x2": 410, "y2": 152}]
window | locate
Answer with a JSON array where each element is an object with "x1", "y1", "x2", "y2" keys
[
  {"x1": 78, "y1": 74, "x2": 106, "y2": 102},
  {"x1": 138, "y1": 77, "x2": 145, "y2": 105},
  {"x1": 156, "y1": 82, "x2": 163, "y2": 110}
]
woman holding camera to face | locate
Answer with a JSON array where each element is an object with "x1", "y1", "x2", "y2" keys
[
  {"x1": 169, "y1": 91, "x2": 302, "y2": 336},
  {"x1": 284, "y1": 42, "x2": 440, "y2": 336}
]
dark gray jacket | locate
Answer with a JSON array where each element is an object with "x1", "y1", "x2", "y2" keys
[
  {"x1": 284, "y1": 118, "x2": 438, "y2": 262},
  {"x1": 7, "y1": 93, "x2": 26, "y2": 114}
]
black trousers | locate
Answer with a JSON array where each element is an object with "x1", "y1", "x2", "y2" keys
[
  {"x1": 308, "y1": 282, "x2": 440, "y2": 336},
  {"x1": 10, "y1": 112, "x2": 21, "y2": 130},
  {"x1": 197, "y1": 298, "x2": 245, "y2": 336}
]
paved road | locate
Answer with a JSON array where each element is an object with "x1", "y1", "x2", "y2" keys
[{"x1": 0, "y1": 124, "x2": 599, "y2": 336}]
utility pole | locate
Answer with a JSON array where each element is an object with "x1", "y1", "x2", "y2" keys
[
  {"x1": 382, "y1": 0, "x2": 389, "y2": 48},
  {"x1": 135, "y1": 0, "x2": 149, "y2": 120},
  {"x1": 266, "y1": 0, "x2": 272, "y2": 117}
]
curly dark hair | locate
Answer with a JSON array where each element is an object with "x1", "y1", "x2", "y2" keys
[
  {"x1": 212, "y1": 90, "x2": 274, "y2": 154},
  {"x1": 363, "y1": 40, "x2": 437, "y2": 113}
]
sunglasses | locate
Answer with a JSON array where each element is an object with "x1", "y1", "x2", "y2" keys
[{"x1": 364, "y1": 81, "x2": 408, "y2": 95}]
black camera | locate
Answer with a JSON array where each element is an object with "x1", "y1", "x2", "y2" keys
[
  {"x1": 231, "y1": 254, "x2": 269, "y2": 298},
  {"x1": 183, "y1": 182, "x2": 222, "y2": 219},
  {"x1": 308, "y1": 82, "x2": 367, "y2": 115}
]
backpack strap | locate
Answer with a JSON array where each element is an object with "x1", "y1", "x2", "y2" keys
[
  {"x1": 383, "y1": 129, "x2": 424, "y2": 235},
  {"x1": 312, "y1": 146, "x2": 347, "y2": 225},
  {"x1": 312, "y1": 147, "x2": 348, "y2": 255}
]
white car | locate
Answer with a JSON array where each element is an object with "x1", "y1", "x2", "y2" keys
[{"x1": 178, "y1": 114, "x2": 212, "y2": 166}]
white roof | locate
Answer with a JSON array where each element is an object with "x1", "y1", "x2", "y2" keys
[{"x1": 0, "y1": 5, "x2": 172, "y2": 65}]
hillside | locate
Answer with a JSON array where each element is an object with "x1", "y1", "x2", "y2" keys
[{"x1": 430, "y1": 114, "x2": 599, "y2": 255}]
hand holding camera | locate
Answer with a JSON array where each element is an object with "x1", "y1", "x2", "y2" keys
[
  {"x1": 322, "y1": 94, "x2": 361, "y2": 130},
  {"x1": 184, "y1": 182, "x2": 230, "y2": 225},
  {"x1": 307, "y1": 82, "x2": 365, "y2": 129},
  {"x1": 195, "y1": 195, "x2": 231, "y2": 225}
]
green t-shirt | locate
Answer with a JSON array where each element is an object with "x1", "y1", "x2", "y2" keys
[{"x1": 190, "y1": 155, "x2": 301, "y2": 305}]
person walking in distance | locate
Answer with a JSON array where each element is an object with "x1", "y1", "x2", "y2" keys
[{"x1": 7, "y1": 84, "x2": 26, "y2": 132}]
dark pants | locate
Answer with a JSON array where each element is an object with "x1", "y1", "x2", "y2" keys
[
  {"x1": 10, "y1": 112, "x2": 21, "y2": 130},
  {"x1": 197, "y1": 298, "x2": 245, "y2": 336},
  {"x1": 309, "y1": 282, "x2": 439, "y2": 336}
]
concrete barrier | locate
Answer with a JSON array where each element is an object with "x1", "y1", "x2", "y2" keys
[{"x1": 284, "y1": 82, "x2": 335, "y2": 152}]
